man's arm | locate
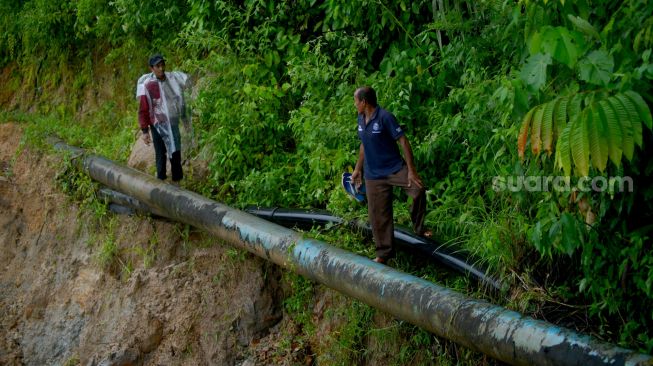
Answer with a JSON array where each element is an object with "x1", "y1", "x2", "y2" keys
[
  {"x1": 351, "y1": 143, "x2": 365, "y2": 188},
  {"x1": 182, "y1": 72, "x2": 192, "y2": 89},
  {"x1": 174, "y1": 71, "x2": 192, "y2": 128},
  {"x1": 398, "y1": 135, "x2": 423, "y2": 188},
  {"x1": 138, "y1": 95, "x2": 152, "y2": 145}
]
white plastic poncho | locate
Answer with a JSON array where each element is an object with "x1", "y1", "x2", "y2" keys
[{"x1": 136, "y1": 71, "x2": 191, "y2": 158}]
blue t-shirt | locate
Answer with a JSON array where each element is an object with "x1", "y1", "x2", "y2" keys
[{"x1": 357, "y1": 106, "x2": 405, "y2": 179}]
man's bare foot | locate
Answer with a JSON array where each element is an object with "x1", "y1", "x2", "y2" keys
[{"x1": 373, "y1": 257, "x2": 386, "y2": 264}]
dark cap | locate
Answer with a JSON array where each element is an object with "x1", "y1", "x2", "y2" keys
[{"x1": 148, "y1": 54, "x2": 165, "y2": 67}]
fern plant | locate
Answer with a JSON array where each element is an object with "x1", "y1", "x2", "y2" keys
[{"x1": 518, "y1": 90, "x2": 652, "y2": 176}]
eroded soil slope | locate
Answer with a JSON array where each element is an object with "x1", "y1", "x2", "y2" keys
[{"x1": 0, "y1": 123, "x2": 295, "y2": 365}]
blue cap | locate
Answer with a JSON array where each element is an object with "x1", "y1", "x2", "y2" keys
[{"x1": 148, "y1": 54, "x2": 165, "y2": 67}]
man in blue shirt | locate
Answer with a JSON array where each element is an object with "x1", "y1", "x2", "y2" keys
[{"x1": 351, "y1": 86, "x2": 429, "y2": 264}]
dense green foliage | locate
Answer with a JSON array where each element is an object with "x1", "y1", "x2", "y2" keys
[{"x1": 2, "y1": 0, "x2": 653, "y2": 359}]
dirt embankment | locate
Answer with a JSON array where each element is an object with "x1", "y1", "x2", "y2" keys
[
  {"x1": 0, "y1": 123, "x2": 312, "y2": 365},
  {"x1": 0, "y1": 122, "x2": 430, "y2": 366}
]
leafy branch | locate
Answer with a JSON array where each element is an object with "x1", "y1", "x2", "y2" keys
[{"x1": 518, "y1": 90, "x2": 652, "y2": 176}]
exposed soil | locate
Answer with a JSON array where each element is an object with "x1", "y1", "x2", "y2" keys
[
  {"x1": 0, "y1": 122, "x2": 316, "y2": 366},
  {"x1": 0, "y1": 122, "x2": 503, "y2": 366}
]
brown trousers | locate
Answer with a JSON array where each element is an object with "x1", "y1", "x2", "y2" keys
[{"x1": 365, "y1": 164, "x2": 427, "y2": 260}]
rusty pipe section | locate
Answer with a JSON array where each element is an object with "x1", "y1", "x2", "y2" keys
[{"x1": 53, "y1": 141, "x2": 652, "y2": 366}]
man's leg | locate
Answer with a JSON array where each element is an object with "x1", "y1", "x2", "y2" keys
[
  {"x1": 365, "y1": 178, "x2": 395, "y2": 260},
  {"x1": 150, "y1": 127, "x2": 167, "y2": 180},
  {"x1": 408, "y1": 187, "x2": 427, "y2": 235},
  {"x1": 170, "y1": 124, "x2": 183, "y2": 182},
  {"x1": 387, "y1": 165, "x2": 427, "y2": 235},
  {"x1": 170, "y1": 151, "x2": 183, "y2": 182}
]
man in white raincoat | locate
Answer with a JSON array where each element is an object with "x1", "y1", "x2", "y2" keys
[{"x1": 137, "y1": 53, "x2": 191, "y2": 183}]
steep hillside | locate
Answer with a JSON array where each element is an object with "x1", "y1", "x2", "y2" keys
[
  {"x1": 2, "y1": 122, "x2": 492, "y2": 366},
  {"x1": 0, "y1": 122, "x2": 295, "y2": 365}
]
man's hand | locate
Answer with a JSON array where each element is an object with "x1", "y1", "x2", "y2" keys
[
  {"x1": 141, "y1": 132, "x2": 151, "y2": 145},
  {"x1": 397, "y1": 136, "x2": 423, "y2": 189},
  {"x1": 407, "y1": 169, "x2": 423, "y2": 189},
  {"x1": 351, "y1": 169, "x2": 363, "y2": 189}
]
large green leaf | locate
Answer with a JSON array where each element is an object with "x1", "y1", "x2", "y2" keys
[
  {"x1": 568, "y1": 93, "x2": 583, "y2": 119},
  {"x1": 607, "y1": 96, "x2": 635, "y2": 160},
  {"x1": 567, "y1": 14, "x2": 600, "y2": 40},
  {"x1": 624, "y1": 90, "x2": 653, "y2": 129},
  {"x1": 528, "y1": 29, "x2": 545, "y2": 55},
  {"x1": 578, "y1": 50, "x2": 614, "y2": 87},
  {"x1": 597, "y1": 100, "x2": 623, "y2": 166},
  {"x1": 570, "y1": 110, "x2": 590, "y2": 176},
  {"x1": 616, "y1": 94, "x2": 643, "y2": 148},
  {"x1": 531, "y1": 106, "x2": 544, "y2": 155},
  {"x1": 555, "y1": 27, "x2": 585, "y2": 68},
  {"x1": 589, "y1": 105, "x2": 608, "y2": 172},
  {"x1": 518, "y1": 107, "x2": 535, "y2": 160},
  {"x1": 559, "y1": 212, "x2": 582, "y2": 256},
  {"x1": 530, "y1": 26, "x2": 585, "y2": 68},
  {"x1": 542, "y1": 100, "x2": 555, "y2": 155},
  {"x1": 556, "y1": 121, "x2": 573, "y2": 176},
  {"x1": 554, "y1": 97, "x2": 568, "y2": 138},
  {"x1": 520, "y1": 53, "x2": 552, "y2": 91}
]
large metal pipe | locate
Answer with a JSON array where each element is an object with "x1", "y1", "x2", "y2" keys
[
  {"x1": 99, "y1": 199, "x2": 502, "y2": 290},
  {"x1": 244, "y1": 206, "x2": 503, "y2": 291},
  {"x1": 53, "y1": 141, "x2": 652, "y2": 366}
]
